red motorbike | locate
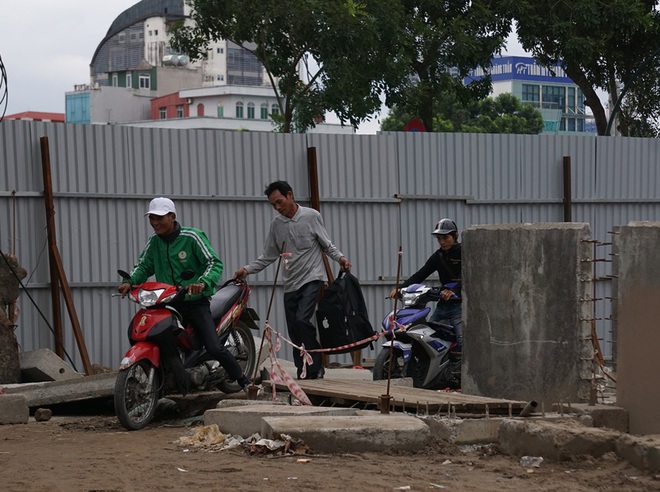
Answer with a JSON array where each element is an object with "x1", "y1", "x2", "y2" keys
[{"x1": 114, "y1": 270, "x2": 259, "y2": 430}]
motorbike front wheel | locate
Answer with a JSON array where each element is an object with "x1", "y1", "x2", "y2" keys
[
  {"x1": 216, "y1": 321, "x2": 256, "y2": 394},
  {"x1": 372, "y1": 347, "x2": 407, "y2": 380},
  {"x1": 114, "y1": 359, "x2": 161, "y2": 431}
]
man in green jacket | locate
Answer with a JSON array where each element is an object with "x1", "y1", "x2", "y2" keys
[{"x1": 118, "y1": 197, "x2": 250, "y2": 395}]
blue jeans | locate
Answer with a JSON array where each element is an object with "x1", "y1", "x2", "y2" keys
[{"x1": 430, "y1": 302, "x2": 462, "y2": 349}]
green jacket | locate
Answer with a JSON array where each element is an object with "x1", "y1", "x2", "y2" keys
[{"x1": 128, "y1": 224, "x2": 223, "y2": 301}]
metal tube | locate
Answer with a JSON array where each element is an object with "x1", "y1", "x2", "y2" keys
[{"x1": 519, "y1": 400, "x2": 538, "y2": 417}]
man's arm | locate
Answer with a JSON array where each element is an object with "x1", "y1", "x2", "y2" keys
[
  {"x1": 233, "y1": 221, "x2": 281, "y2": 279},
  {"x1": 312, "y1": 211, "x2": 350, "y2": 269}
]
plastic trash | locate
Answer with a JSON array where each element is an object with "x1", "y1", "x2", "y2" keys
[{"x1": 520, "y1": 456, "x2": 544, "y2": 468}]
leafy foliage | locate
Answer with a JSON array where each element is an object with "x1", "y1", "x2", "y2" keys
[
  {"x1": 382, "y1": 92, "x2": 544, "y2": 134},
  {"x1": 502, "y1": 0, "x2": 660, "y2": 136},
  {"x1": 382, "y1": 0, "x2": 511, "y2": 132},
  {"x1": 170, "y1": 0, "x2": 402, "y2": 133}
]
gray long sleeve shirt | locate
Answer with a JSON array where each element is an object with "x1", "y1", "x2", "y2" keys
[{"x1": 244, "y1": 205, "x2": 344, "y2": 293}]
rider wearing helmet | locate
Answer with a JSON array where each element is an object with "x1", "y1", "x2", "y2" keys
[{"x1": 389, "y1": 217, "x2": 463, "y2": 351}]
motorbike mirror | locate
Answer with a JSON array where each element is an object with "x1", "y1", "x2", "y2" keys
[
  {"x1": 181, "y1": 269, "x2": 195, "y2": 281},
  {"x1": 117, "y1": 269, "x2": 131, "y2": 281}
]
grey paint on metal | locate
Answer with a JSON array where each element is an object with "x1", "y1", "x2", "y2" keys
[{"x1": 3, "y1": 121, "x2": 660, "y2": 370}]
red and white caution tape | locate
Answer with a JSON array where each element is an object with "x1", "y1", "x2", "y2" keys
[{"x1": 263, "y1": 322, "x2": 312, "y2": 406}]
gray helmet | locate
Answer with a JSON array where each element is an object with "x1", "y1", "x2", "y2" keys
[{"x1": 432, "y1": 218, "x2": 458, "y2": 236}]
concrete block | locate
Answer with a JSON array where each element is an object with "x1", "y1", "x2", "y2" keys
[
  {"x1": 615, "y1": 434, "x2": 649, "y2": 471},
  {"x1": 558, "y1": 403, "x2": 628, "y2": 432},
  {"x1": 421, "y1": 417, "x2": 502, "y2": 444},
  {"x1": 0, "y1": 394, "x2": 29, "y2": 424},
  {"x1": 463, "y1": 223, "x2": 593, "y2": 404},
  {"x1": 647, "y1": 443, "x2": 660, "y2": 473},
  {"x1": 498, "y1": 419, "x2": 619, "y2": 461},
  {"x1": 261, "y1": 414, "x2": 430, "y2": 453},
  {"x1": 204, "y1": 404, "x2": 357, "y2": 437},
  {"x1": 4, "y1": 372, "x2": 116, "y2": 407},
  {"x1": 20, "y1": 349, "x2": 82, "y2": 382}
]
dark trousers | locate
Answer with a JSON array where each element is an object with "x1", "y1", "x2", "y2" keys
[
  {"x1": 170, "y1": 298, "x2": 246, "y2": 384},
  {"x1": 283, "y1": 280, "x2": 323, "y2": 378}
]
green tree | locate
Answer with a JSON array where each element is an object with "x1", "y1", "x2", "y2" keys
[
  {"x1": 170, "y1": 0, "x2": 402, "y2": 133},
  {"x1": 382, "y1": 0, "x2": 511, "y2": 132},
  {"x1": 502, "y1": 0, "x2": 660, "y2": 136},
  {"x1": 382, "y1": 92, "x2": 544, "y2": 134}
]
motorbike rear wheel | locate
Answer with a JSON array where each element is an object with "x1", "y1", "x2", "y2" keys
[
  {"x1": 216, "y1": 321, "x2": 256, "y2": 393},
  {"x1": 114, "y1": 360, "x2": 161, "y2": 431},
  {"x1": 372, "y1": 347, "x2": 407, "y2": 380}
]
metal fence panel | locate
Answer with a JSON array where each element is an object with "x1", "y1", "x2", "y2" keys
[{"x1": 4, "y1": 121, "x2": 660, "y2": 369}]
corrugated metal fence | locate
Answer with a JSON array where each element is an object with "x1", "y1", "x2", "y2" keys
[{"x1": 2, "y1": 120, "x2": 659, "y2": 371}]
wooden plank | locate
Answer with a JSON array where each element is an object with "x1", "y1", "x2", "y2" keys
[{"x1": 264, "y1": 379, "x2": 528, "y2": 415}]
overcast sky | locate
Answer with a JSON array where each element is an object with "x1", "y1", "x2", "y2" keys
[{"x1": 0, "y1": 1, "x2": 527, "y2": 134}]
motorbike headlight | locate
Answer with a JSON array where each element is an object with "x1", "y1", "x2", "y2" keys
[
  {"x1": 138, "y1": 288, "x2": 165, "y2": 307},
  {"x1": 402, "y1": 292, "x2": 419, "y2": 307}
]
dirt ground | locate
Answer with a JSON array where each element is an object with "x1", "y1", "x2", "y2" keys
[{"x1": 0, "y1": 399, "x2": 659, "y2": 492}]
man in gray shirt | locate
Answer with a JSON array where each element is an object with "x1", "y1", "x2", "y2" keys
[{"x1": 233, "y1": 180, "x2": 351, "y2": 379}]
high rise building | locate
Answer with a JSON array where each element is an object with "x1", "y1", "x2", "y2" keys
[{"x1": 466, "y1": 56, "x2": 594, "y2": 135}]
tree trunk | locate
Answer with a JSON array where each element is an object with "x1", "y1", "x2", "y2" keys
[
  {"x1": 0, "y1": 253, "x2": 27, "y2": 383},
  {"x1": 564, "y1": 64, "x2": 608, "y2": 136},
  {"x1": 0, "y1": 323, "x2": 21, "y2": 383}
]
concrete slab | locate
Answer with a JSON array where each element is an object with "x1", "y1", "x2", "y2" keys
[
  {"x1": 421, "y1": 416, "x2": 503, "y2": 444},
  {"x1": 3, "y1": 372, "x2": 116, "y2": 407},
  {"x1": 261, "y1": 414, "x2": 431, "y2": 453},
  {"x1": 20, "y1": 348, "x2": 82, "y2": 382},
  {"x1": 0, "y1": 394, "x2": 29, "y2": 424},
  {"x1": 204, "y1": 403, "x2": 357, "y2": 437},
  {"x1": 555, "y1": 403, "x2": 628, "y2": 432},
  {"x1": 499, "y1": 419, "x2": 620, "y2": 461}
]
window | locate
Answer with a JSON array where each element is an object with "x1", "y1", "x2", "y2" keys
[
  {"x1": 260, "y1": 103, "x2": 268, "y2": 119},
  {"x1": 216, "y1": 47, "x2": 224, "y2": 54},
  {"x1": 197, "y1": 103, "x2": 204, "y2": 117},
  {"x1": 154, "y1": 30, "x2": 158, "y2": 35},
  {"x1": 568, "y1": 118, "x2": 575, "y2": 131},
  {"x1": 118, "y1": 33, "x2": 126, "y2": 44},
  {"x1": 521, "y1": 84, "x2": 539, "y2": 105},
  {"x1": 148, "y1": 30, "x2": 152, "y2": 36},
  {"x1": 159, "y1": 107, "x2": 166, "y2": 119},
  {"x1": 271, "y1": 104, "x2": 279, "y2": 116},
  {"x1": 542, "y1": 86, "x2": 565, "y2": 112},
  {"x1": 247, "y1": 102, "x2": 255, "y2": 119},
  {"x1": 217, "y1": 103, "x2": 224, "y2": 118},
  {"x1": 236, "y1": 101, "x2": 244, "y2": 118},
  {"x1": 217, "y1": 74, "x2": 224, "y2": 81},
  {"x1": 126, "y1": 73, "x2": 132, "y2": 88},
  {"x1": 176, "y1": 105, "x2": 183, "y2": 118},
  {"x1": 139, "y1": 74, "x2": 150, "y2": 89}
]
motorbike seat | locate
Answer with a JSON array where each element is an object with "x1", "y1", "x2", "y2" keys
[
  {"x1": 209, "y1": 283, "x2": 242, "y2": 319},
  {"x1": 427, "y1": 320, "x2": 456, "y2": 341}
]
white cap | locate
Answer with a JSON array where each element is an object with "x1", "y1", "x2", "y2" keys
[{"x1": 145, "y1": 197, "x2": 177, "y2": 217}]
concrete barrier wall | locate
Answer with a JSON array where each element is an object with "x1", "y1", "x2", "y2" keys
[
  {"x1": 462, "y1": 223, "x2": 593, "y2": 405},
  {"x1": 615, "y1": 222, "x2": 660, "y2": 435}
]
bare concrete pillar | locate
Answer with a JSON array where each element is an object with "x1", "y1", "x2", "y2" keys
[
  {"x1": 615, "y1": 221, "x2": 660, "y2": 435},
  {"x1": 462, "y1": 223, "x2": 593, "y2": 406}
]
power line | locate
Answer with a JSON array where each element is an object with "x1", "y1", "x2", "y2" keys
[{"x1": 0, "y1": 51, "x2": 7, "y2": 121}]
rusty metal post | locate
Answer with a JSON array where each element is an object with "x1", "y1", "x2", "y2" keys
[
  {"x1": 40, "y1": 136, "x2": 64, "y2": 358},
  {"x1": 563, "y1": 156, "x2": 572, "y2": 222}
]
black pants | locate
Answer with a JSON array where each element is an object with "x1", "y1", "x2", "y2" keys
[
  {"x1": 169, "y1": 298, "x2": 247, "y2": 384},
  {"x1": 283, "y1": 280, "x2": 323, "y2": 378}
]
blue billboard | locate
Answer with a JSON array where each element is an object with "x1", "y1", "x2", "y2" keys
[{"x1": 465, "y1": 56, "x2": 574, "y2": 84}]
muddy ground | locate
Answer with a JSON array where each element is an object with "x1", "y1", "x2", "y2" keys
[{"x1": 0, "y1": 397, "x2": 658, "y2": 492}]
